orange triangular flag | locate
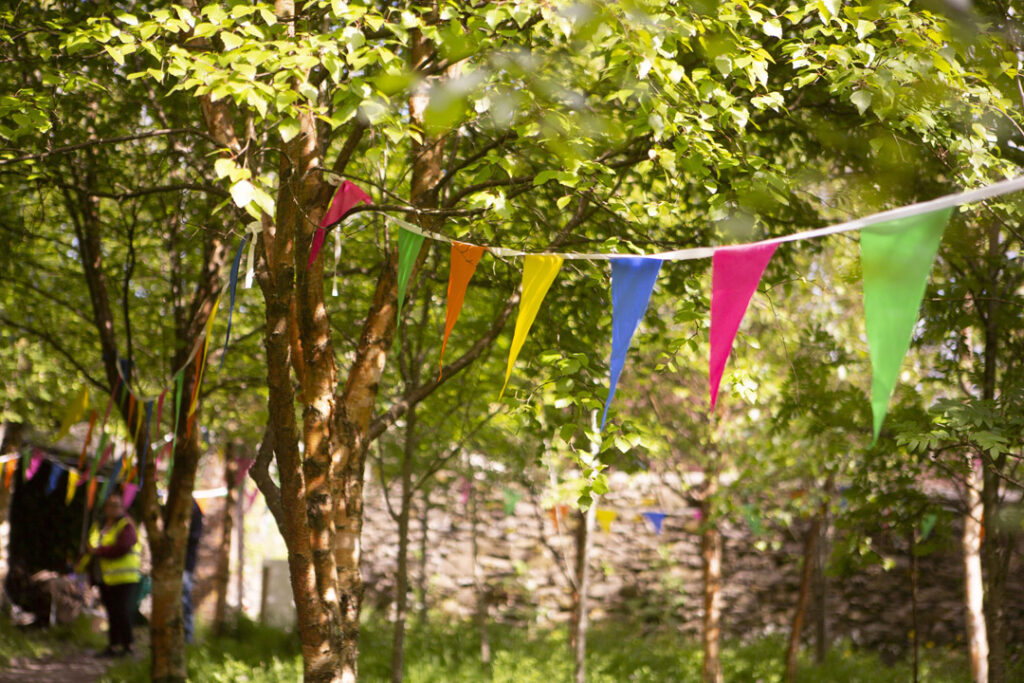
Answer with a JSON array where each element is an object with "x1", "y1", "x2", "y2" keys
[
  {"x1": 439, "y1": 242, "x2": 486, "y2": 373},
  {"x1": 3, "y1": 459, "x2": 15, "y2": 489},
  {"x1": 87, "y1": 478, "x2": 98, "y2": 510}
]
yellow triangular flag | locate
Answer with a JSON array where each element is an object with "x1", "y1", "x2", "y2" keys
[
  {"x1": 188, "y1": 294, "x2": 222, "y2": 417},
  {"x1": 501, "y1": 254, "x2": 563, "y2": 397},
  {"x1": 55, "y1": 386, "x2": 90, "y2": 442},
  {"x1": 65, "y1": 469, "x2": 80, "y2": 505},
  {"x1": 596, "y1": 508, "x2": 618, "y2": 533}
]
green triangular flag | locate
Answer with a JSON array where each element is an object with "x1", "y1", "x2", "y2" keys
[
  {"x1": 396, "y1": 227, "x2": 426, "y2": 322},
  {"x1": 861, "y1": 208, "x2": 952, "y2": 442}
]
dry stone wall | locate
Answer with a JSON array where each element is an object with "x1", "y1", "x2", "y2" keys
[{"x1": 360, "y1": 471, "x2": 1024, "y2": 658}]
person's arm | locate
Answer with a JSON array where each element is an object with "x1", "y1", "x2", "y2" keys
[{"x1": 92, "y1": 521, "x2": 137, "y2": 559}]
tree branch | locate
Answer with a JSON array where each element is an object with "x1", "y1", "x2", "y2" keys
[
  {"x1": 250, "y1": 424, "x2": 285, "y2": 531},
  {"x1": 0, "y1": 128, "x2": 215, "y2": 167}
]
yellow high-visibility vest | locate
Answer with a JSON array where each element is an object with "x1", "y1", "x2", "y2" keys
[{"x1": 89, "y1": 517, "x2": 141, "y2": 585}]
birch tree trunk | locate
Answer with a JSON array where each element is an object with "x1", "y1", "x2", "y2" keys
[
  {"x1": 701, "y1": 473, "x2": 723, "y2": 683},
  {"x1": 214, "y1": 443, "x2": 239, "y2": 634},
  {"x1": 570, "y1": 505, "x2": 596, "y2": 683},
  {"x1": 964, "y1": 460, "x2": 988, "y2": 683}
]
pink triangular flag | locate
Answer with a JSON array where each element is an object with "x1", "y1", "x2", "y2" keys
[
  {"x1": 308, "y1": 181, "x2": 372, "y2": 268},
  {"x1": 709, "y1": 242, "x2": 777, "y2": 410},
  {"x1": 26, "y1": 449, "x2": 44, "y2": 480},
  {"x1": 123, "y1": 482, "x2": 140, "y2": 508}
]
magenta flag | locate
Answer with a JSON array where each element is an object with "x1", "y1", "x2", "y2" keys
[
  {"x1": 709, "y1": 242, "x2": 777, "y2": 410},
  {"x1": 26, "y1": 450, "x2": 44, "y2": 481},
  {"x1": 308, "y1": 181, "x2": 372, "y2": 268},
  {"x1": 123, "y1": 482, "x2": 140, "y2": 509}
]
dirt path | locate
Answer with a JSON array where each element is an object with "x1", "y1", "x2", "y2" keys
[
  {"x1": 0, "y1": 626, "x2": 148, "y2": 683},
  {"x1": 0, "y1": 651, "x2": 112, "y2": 683}
]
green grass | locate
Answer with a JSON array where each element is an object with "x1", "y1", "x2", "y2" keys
[
  {"x1": 0, "y1": 613, "x2": 106, "y2": 666},
  {"x1": 13, "y1": 610, "x2": 1018, "y2": 682}
]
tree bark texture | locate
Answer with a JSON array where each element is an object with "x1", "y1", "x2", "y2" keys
[
  {"x1": 416, "y1": 488, "x2": 430, "y2": 627},
  {"x1": 964, "y1": 461, "x2": 988, "y2": 683},
  {"x1": 0, "y1": 423, "x2": 23, "y2": 612},
  {"x1": 701, "y1": 479, "x2": 723, "y2": 683},
  {"x1": 214, "y1": 443, "x2": 239, "y2": 634},
  {"x1": 69, "y1": 139, "x2": 225, "y2": 682},
  {"x1": 784, "y1": 516, "x2": 821, "y2": 682},
  {"x1": 390, "y1": 408, "x2": 416, "y2": 683},
  {"x1": 470, "y1": 484, "x2": 491, "y2": 667},
  {"x1": 570, "y1": 505, "x2": 595, "y2": 683}
]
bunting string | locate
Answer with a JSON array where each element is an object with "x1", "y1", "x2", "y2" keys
[{"x1": 385, "y1": 175, "x2": 1024, "y2": 261}]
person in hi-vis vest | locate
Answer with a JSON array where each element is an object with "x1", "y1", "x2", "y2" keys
[{"x1": 87, "y1": 491, "x2": 141, "y2": 657}]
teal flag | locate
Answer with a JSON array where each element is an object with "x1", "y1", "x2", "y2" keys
[
  {"x1": 861, "y1": 208, "x2": 951, "y2": 441},
  {"x1": 396, "y1": 228, "x2": 426, "y2": 322}
]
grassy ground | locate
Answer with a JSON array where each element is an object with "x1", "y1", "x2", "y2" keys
[
  {"x1": 0, "y1": 613, "x2": 105, "y2": 667},
  {"x1": 92, "y1": 613, "x2": 1005, "y2": 683}
]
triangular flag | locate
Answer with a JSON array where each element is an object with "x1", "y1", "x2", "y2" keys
[
  {"x1": 861, "y1": 208, "x2": 951, "y2": 441},
  {"x1": 596, "y1": 508, "x2": 618, "y2": 533},
  {"x1": 137, "y1": 400, "x2": 154, "y2": 490},
  {"x1": 602, "y1": 257, "x2": 662, "y2": 428},
  {"x1": 308, "y1": 180, "x2": 372, "y2": 268},
  {"x1": 172, "y1": 369, "x2": 184, "y2": 460},
  {"x1": 25, "y1": 450, "x2": 43, "y2": 481},
  {"x1": 709, "y1": 242, "x2": 777, "y2": 410},
  {"x1": 56, "y1": 385, "x2": 90, "y2": 442},
  {"x1": 642, "y1": 511, "x2": 667, "y2": 535},
  {"x1": 78, "y1": 410, "x2": 97, "y2": 469},
  {"x1": 439, "y1": 242, "x2": 486, "y2": 371},
  {"x1": 396, "y1": 227, "x2": 426, "y2": 322},
  {"x1": 123, "y1": 482, "x2": 140, "y2": 509},
  {"x1": 65, "y1": 469, "x2": 80, "y2": 505},
  {"x1": 235, "y1": 458, "x2": 255, "y2": 486},
  {"x1": 502, "y1": 488, "x2": 523, "y2": 515},
  {"x1": 3, "y1": 459, "x2": 15, "y2": 489},
  {"x1": 188, "y1": 294, "x2": 222, "y2": 419},
  {"x1": 45, "y1": 463, "x2": 62, "y2": 495},
  {"x1": 221, "y1": 234, "x2": 248, "y2": 369},
  {"x1": 86, "y1": 478, "x2": 98, "y2": 510},
  {"x1": 98, "y1": 457, "x2": 123, "y2": 507},
  {"x1": 501, "y1": 254, "x2": 563, "y2": 397}
]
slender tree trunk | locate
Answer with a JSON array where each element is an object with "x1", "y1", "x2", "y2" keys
[
  {"x1": 786, "y1": 513, "x2": 824, "y2": 681},
  {"x1": 214, "y1": 443, "x2": 239, "y2": 634},
  {"x1": 701, "y1": 475, "x2": 723, "y2": 683},
  {"x1": 0, "y1": 423, "x2": 23, "y2": 613},
  {"x1": 390, "y1": 409, "x2": 416, "y2": 683},
  {"x1": 235, "y1": 470, "x2": 245, "y2": 617},
  {"x1": 981, "y1": 463, "x2": 1008, "y2": 683},
  {"x1": 470, "y1": 481, "x2": 490, "y2": 666},
  {"x1": 909, "y1": 528, "x2": 919, "y2": 683},
  {"x1": 979, "y1": 217, "x2": 1006, "y2": 683},
  {"x1": 813, "y1": 514, "x2": 829, "y2": 664},
  {"x1": 416, "y1": 488, "x2": 430, "y2": 627},
  {"x1": 964, "y1": 460, "x2": 988, "y2": 683},
  {"x1": 569, "y1": 505, "x2": 595, "y2": 683},
  {"x1": 148, "y1": 425, "x2": 205, "y2": 683}
]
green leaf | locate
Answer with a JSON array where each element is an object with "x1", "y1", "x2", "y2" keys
[
  {"x1": 230, "y1": 179, "x2": 255, "y2": 207},
  {"x1": 850, "y1": 90, "x2": 872, "y2": 115},
  {"x1": 279, "y1": 117, "x2": 301, "y2": 143},
  {"x1": 763, "y1": 20, "x2": 782, "y2": 39}
]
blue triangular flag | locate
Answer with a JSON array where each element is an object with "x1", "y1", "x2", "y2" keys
[
  {"x1": 45, "y1": 463, "x2": 63, "y2": 495},
  {"x1": 602, "y1": 257, "x2": 662, "y2": 428},
  {"x1": 642, "y1": 511, "x2": 667, "y2": 535},
  {"x1": 221, "y1": 234, "x2": 248, "y2": 369}
]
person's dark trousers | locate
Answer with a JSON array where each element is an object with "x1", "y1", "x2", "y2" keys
[{"x1": 99, "y1": 582, "x2": 139, "y2": 651}]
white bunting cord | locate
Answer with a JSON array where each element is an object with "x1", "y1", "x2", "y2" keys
[
  {"x1": 243, "y1": 220, "x2": 260, "y2": 289},
  {"x1": 387, "y1": 175, "x2": 1024, "y2": 261}
]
